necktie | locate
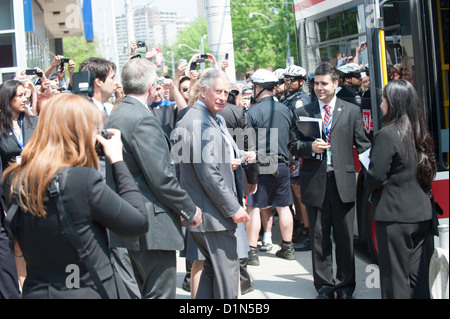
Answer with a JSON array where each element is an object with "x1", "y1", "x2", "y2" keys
[
  {"x1": 323, "y1": 105, "x2": 333, "y2": 166},
  {"x1": 323, "y1": 104, "x2": 332, "y2": 144}
]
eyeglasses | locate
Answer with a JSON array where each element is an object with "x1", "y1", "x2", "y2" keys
[
  {"x1": 181, "y1": 87, "x2": 189, "y2": 92},
  {"x1": 284, "y1": 77, "x2": 298, "y2": 83}
]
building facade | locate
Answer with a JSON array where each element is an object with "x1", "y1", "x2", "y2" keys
[{"x1": 0, "y1": 0, "x2": 91, "y2": 83}]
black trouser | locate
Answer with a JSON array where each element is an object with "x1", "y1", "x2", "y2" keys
[
  {"x1": 376, "y1": 220, "x2": 431, "y2": 299},
  {"x1": 306, "y1": 174, "x2": 356, "y2": 295},
  {"x1": 0, "y1": 225, "x2": 21, "y2": 299},
  {"x1": 128, "y1": 249, "x2": 177, "y2": 299}
]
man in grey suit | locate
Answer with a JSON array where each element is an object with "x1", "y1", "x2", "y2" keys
[
  {"x1": 289, "y1": 63, "x2": 371, "y2": 299},
  {"x1": 105, "y1": 58, "x2": 202, "y2": 299},
  {"x1": 174, "y1": 69, "x2": 253, "y2": 299}
]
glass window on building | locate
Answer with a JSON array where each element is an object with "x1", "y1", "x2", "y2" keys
[
  {"x1": 0, "y1": 0, "x2": 14, "y2": 31},
  {"x1": 0, "y1": 33, "x2": 16, "y2": 68}
]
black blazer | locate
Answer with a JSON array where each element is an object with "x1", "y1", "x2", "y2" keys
[
  {"x1": 289, "y1": 98, "x2": 371, "y2": 207},
  {"x1": 106, "y1": 96, "x2": 197, "y2": 251},
  {"x1": 364, "y1": 125, "x2": 432, "y2": 222},
  {"x1": 0, "y1": 115, "x2": 39, "y2": 169},
  {"x1": 2, "y1": 162, "x2": 148, "y2": 299},
  {"x1": 219, "y1": 103, "x2": 258, "y2": 186}
]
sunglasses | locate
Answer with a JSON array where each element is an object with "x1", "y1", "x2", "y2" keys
[
  {"x1": 284, "y1": 77, "x2": 298, "y2": 83},
  {"x1": 181, "y1": 87, "x2": 189, "y2": 92}
]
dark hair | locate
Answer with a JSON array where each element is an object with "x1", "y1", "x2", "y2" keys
[
  {"x1": 314, "y1": 62, "x2": 340, "y2": 83},
  {"x1": 79, "y1": 57, "x2": 116, "y2": 82},
  {"x1": 0, "y1": 80, "x2": 32, "y2": 135},
  {"x1": 382, "y1": 79, "x2": 437, "y2": 189}
]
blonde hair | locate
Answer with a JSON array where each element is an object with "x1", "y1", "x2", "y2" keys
[{"x1": 2, "y1": 93, "x2": 104, "y2": 218}]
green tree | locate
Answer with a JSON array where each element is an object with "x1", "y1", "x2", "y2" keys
[
  {"x1": 62, "y1": 36, "x2": 104, "y2": 69},
  {"x1": 230, "y1": 0, "x2": 297, "y2": 76},
  {"x1": 162, "y1": 16, "x2": 210, "y2": 76},
  {"x1": 162, "y1": 1, "x2": 297, "y2": 79}
]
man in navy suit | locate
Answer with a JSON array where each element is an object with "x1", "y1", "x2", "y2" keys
[{"x1": 289, "y1": 63, "x2": 371, "y2": 299}]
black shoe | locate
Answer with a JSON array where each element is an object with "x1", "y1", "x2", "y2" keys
[
  {"x1": 294, "y1": 237, "x2": 311, "y2": 251},
  {"x1": 293, "y1": 227, "x2": 310, "y2": 244},
  {"x1": 259, "y1": 242, "x2": 273, "y2": 252},
  {"x1": 275, "y1": 242, "x2": 296, "y2": 260},
  {"x1": 316, "y1": 290, "x2": 334, "y2": 299},
  {"x1": 241, "y1": 283, "x2": 255, "y2": 295},
  {"x1": 182, "y1": 276, "x2": 191, "y2": 292},
  {"x1": 336, "y1": 291, "x2": 355, "y2": 299},
  {"x1": 248, "y1": 246, "x2": 260, "y2": 266}
]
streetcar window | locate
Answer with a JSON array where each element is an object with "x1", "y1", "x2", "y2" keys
[{"x1": 383, "y1": 1, "x2": 415, "y2": 85}]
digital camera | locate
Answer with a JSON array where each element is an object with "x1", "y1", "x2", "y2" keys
[{"x1": 95, "y1": 130, "x2": 112, "y2": 157}]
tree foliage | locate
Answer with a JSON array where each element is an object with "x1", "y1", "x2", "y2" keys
[
  {"x1": 163, "y1": 1, "x2": 297, "y2": 80},
  {"x1": 230, "y1": 0, "x2": 297, "y2": 75},
  {"x1": 63, "y1": 36, "x2": 104, "y2": 69}
]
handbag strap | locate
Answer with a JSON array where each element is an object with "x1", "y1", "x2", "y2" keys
[
  {"x1": 4, "y1": 202, "x2": 19, "y2": 242},
  {"x1": 49, "y1": 169, "x2": 111, "y2": 299}
]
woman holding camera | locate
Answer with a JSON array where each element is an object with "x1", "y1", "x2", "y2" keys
[
  {"x1": 364, "y1": 79, "x2": 437, "y2": 299},
  {"x1": 2, "y1": 93, "x2": 148, "y2": 299}
]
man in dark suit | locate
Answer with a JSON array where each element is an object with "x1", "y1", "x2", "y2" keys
[
  {"x1": 105, "y1": 58, "x2": 202, "y2": 299},
  {"x1": 289, "y1": 63, "x2": 371, "y2": 299},
  {"x1": 175, "y1": 69, "x2": 253, "y2": 299}
]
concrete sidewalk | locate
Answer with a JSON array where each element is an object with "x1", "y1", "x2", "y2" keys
[{"x1": 175, "y1": 216, "x2": 381, "y2": 299}]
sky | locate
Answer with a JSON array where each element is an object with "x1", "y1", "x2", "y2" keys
[
  {"x1": 113, "y1": 0, "x2": 199, "y2": 18},
  {"x1": 91, "y1": 0, "x2": 199, "y2": 60}
]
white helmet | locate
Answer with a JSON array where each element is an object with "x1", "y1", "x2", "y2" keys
[
  {"x1": 249, "y1": 69, "x2": 280, "y2": 89},
  {"x1": 273, "y1": 68, "x2": 286, "y2": 80},
  {"x1": 337, "y1": 63, "x2": 362, "y2": 77},
  {"x1": 283, "y1": 65, "x2": 307, "y2": 79}
]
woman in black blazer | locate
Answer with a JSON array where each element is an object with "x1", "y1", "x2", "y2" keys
[
  {"x1": 1, "y1": 93, "x2": 148, "y2": 299},
  {"x1": 364, "y1": 80, "x2": 437, "y2": 299},
  {"x1": 0, "y1": 80, "x2": 39, "y2": 170},
  {"x1": 0, "y1": 79, "x2": 39, "y2": 298}
]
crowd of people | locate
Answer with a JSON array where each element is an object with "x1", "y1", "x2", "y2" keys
[{"x1": 0, "y1": 39, "x2": 437, "y2": 300}]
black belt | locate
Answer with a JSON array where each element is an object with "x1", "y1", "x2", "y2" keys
[{"x1": 326, "y1": 171, "x2": 335, "y2": 178}]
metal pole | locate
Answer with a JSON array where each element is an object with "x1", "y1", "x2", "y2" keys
[
  {"x1": 205, "y1": 0, "x2": 236, "y2": 82},
  {"x1": 125, "y1": 0, "x2": 135, "y2": 44},
  {"x1": 286, "y1": 0, "x2": 292, "y2": 67}
]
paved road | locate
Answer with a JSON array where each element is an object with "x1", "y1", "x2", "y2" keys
[{"x1": 175, "y1": 216, "x2": 382, "y2": 299}]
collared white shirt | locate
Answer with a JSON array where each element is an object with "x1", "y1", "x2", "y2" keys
[
  {"x1": 318, "y1": 95, "x2": 337, "y2": 130},
  {"x1": 92, "y1": 98, "x2": 112, "y2": 117}
]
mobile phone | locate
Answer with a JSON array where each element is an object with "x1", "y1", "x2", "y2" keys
[
  {"x1": 225, "y1": 53, "x2": 229, "y2": 60},
  {"x1": 200, "y1": 54, "x2": 208, "y2": 59},
  {"x1": 25, "y1": 69, "x2": 36, "y2": 76}
]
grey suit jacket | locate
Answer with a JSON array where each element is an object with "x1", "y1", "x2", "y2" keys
[
  {"x1": 105, "y1": 96, "x2": 196, "y2": 251},
  {"x1": 289, "y1": 98, "x2": 371, "y2": 207},
  {"x1": 174, "y1": 102, "x2": 243, "y2": 233}
]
